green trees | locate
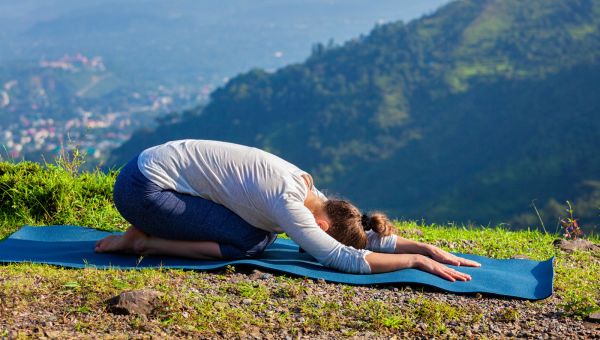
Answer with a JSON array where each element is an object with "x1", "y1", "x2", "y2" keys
[{"x1": 109, "y1": 0, "x2": 600, "y2": 231}]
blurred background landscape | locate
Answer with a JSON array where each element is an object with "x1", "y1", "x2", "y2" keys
[
  {"x1": 1, "y1": 0, "x2": 598, "y2": 233},
  {"x1": 0, "y1": 0, "x2": 446, "y2": 163}
]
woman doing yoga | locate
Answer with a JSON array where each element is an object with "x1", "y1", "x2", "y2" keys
[{"x1": 95, "y1": 140, "x2": 480, "y2": 280}]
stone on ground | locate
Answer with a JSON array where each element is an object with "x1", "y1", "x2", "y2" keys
[
  {"x1": 106, "y1": 289, "x2": 164, "y2": 316},
  {"x1": 553, "y1": 239, "x2": 600, "y2": 252}
]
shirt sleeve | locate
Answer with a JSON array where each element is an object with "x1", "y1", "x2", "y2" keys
[
  {"x1": 312, "y1": 187, "x2": 328, "y2": 201},
  {"x1": 366, "y1": 230, "x2": 398, "y2": 253},
  {"x1": 272, "y1": 196, "x2": 372, "y2": 274}
]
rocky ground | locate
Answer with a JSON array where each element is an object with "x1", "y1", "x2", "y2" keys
[
  {"x1": 1, "y1": 265, "x2": 599, "y2": 339},
  {"x1": 1, "y1": 229, "x2": 599, "y2": 339}
]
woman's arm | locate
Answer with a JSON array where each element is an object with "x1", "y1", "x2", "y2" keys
[
  {"x1": 274, "y1": 198, "x2": 372, "y2": 274},
  {"x1": 393, "y1": 236, "x2": 430, "y2": 254},
  {"x1": 274, "y1": 197, "x2": 478, "y2": 278},
  {"x1": 365, "y1": 252, "x2": 472, "y2": 282},
  {"x1": 393, "y1": 237, "x2": 481, "y2": 267}
]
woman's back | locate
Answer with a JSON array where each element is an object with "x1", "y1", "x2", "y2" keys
[{"x1": 137, "y1": 139, "x2": 313, "y2": 233}]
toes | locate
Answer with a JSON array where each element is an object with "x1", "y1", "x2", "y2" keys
[
  {"x1": 94, "y1": 235, "x2": 117, "y2": 253},
  {"x1": 94, "y1": 238, "x2": 108, "y2": 252}
]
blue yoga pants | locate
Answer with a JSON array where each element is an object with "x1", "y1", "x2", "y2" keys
[{"x1": 112, "y1": 156, "x2": 276, "y2": 259}]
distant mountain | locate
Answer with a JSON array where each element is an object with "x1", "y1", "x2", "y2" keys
[
  {"x1": 0, "y1": 0, "x2": 448, "y2": 167},
  {"x1": 0, "y1": 0, "x2": 449, "y2": 85},
  {"x1": 110, "y1": 0, "x2": 600, "y2": 232}
]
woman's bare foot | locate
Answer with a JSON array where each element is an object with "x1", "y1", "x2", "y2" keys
[{"x1": 95, "y1": 226, "x2": 148, "y2": 254}]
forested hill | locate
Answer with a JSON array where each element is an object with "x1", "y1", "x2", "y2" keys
[{"x1": 109, "y1": 0, "x2": 600, "y2": 231}]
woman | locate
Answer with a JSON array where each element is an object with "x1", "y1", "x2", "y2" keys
[{"x1": 96, "y1": 139, "x2": 480, "y2": 280}]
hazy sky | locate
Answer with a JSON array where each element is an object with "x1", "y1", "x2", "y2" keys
[{"x1": 0, "y1": 0, "x2": 452, "y2": 82}]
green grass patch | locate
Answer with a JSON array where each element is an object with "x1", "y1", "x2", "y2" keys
[
  {"x1": 0, "y1": 158, "x2": 125, "y2": 239},
  {"x1": 0, "y1": 160, "x2": 599, "y2": 336}
]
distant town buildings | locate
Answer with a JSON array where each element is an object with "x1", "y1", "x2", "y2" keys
[
  {"x1": 39, "y1": 53, "x2": 106, "y2": 72},
  {"x1": 0, "y1": 53, "x2": 214, "y2": 167}
]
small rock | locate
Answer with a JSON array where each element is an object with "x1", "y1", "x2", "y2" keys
[
  {"x1": 106, "y1": 289, "x2": 164, "y2": 316},
  {"x1": 511, "y1": 254, "x2": 532, "y2": 260},
  {"x1": 260, "y1": 273, "x2": 273, "y2": 280},
  {"x1": 587, "y1": 311, "x2": 600, "y2": 323},
  {"x1": 242, "y1": 298, "x2": 253, "y2": 305},
  {"x1": 317, "y1": 278, "x2": 326, "y2": 284},
  {"x1": 249, "y1": 269, "x2": 264, "y2": 280},
  {"x1": 553, "y1": 238, "x2": 600, "y2": 252},
  {"x1": 583, "y1": 321, "x2": 600, "y2": 330},
  {"x1": 399, "y1": 228, "x2": 424, "y2": 237}
]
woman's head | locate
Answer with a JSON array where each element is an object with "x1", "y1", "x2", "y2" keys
[{"x1": 322, "y1": 199, "x2": 395, "y2": 249}]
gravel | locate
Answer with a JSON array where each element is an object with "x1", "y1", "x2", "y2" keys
[{"x1": 1, "y1": 267, "x2": 599, "y2": 339}]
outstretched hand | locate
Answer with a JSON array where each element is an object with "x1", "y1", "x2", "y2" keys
[
  {"x1": 427, "y1": 245, "x2": 481, "y2": 268},
  {"x1": 415, "y1": 255, "x2": 473, "y2": 282},
  {"x1": 411, "y1": 245, "x2": 482, "y2": 282},
  {"x1": 366, "y1": 241, "x2": 481, "y2": 281}
]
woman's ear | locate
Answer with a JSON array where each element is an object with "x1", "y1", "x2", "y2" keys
[{"x1": 316, "y1": 218, "x2": 330, "y2": 232}]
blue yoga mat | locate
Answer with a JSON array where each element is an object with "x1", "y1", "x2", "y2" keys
[{"x1": 0, "y1": 225, "x2": 554, "y2": 300}]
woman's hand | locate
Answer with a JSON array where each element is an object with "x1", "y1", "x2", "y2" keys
[
  {"x1": 415, "y1": 255, "x2": 472, "y2": 282},
  {"x1": 366, "y1": 253, "x2": 474, "y2": 281},
  {"x1": 426, "y1": 245, "x2": 481, "y2": 267}
]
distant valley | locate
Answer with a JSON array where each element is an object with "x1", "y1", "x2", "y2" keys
[{"x1": 0, "y1": 0, "x2": 447, "y2": 167}]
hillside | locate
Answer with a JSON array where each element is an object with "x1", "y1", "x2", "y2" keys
[
  {"x1": 0, "y1": 0, "x2": 447, "y2": 169},
  {"x1": 109, "y1": 0, "x2": 600, "y2": 232}
]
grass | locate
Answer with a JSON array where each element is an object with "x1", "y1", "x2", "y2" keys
[{"x1": 0, "y1": 159, "x2": 599, "y2": 337}]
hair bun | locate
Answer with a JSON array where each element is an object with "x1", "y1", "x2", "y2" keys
[{"x1": 368, "y1": 212, "x2": 395, "y2": 236}]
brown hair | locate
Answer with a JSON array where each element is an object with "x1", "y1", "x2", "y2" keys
[{"x1": 323, "y1": 199, "x2": 395, "y2": 249}]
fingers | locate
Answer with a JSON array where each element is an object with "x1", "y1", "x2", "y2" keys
[
  {"x1": 437, "y1": 270, "x2": 456, "y2": 282},
  {"x1": 440, "y1": 252, "x2": 481, "y2": 267},
  {"x1": 441, "y1": 266, "x2": 471, "y2": 281},
  {"x1": 94, "y1": 239, "x2": 103, "y2": 250},
  {"x1": 430, "y1": 247, "x2": 482, "y2": 268},
  {"x1": 456, "y1": 257, "x2": 481, "y2": 267},
  {"x1": 425, "y1": 260, "x2": 472, "y2": 282},
  {"x1": 448, "y1": 258, "x2": 461, "y2": 266},
  {"x1": 449, "y1": 268, "x2": 471, "y2": 281}
]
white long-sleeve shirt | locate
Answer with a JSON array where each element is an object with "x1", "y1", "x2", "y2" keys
[{"x1": 137, "y1": 139, "x2": 397, "y2": 274}]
